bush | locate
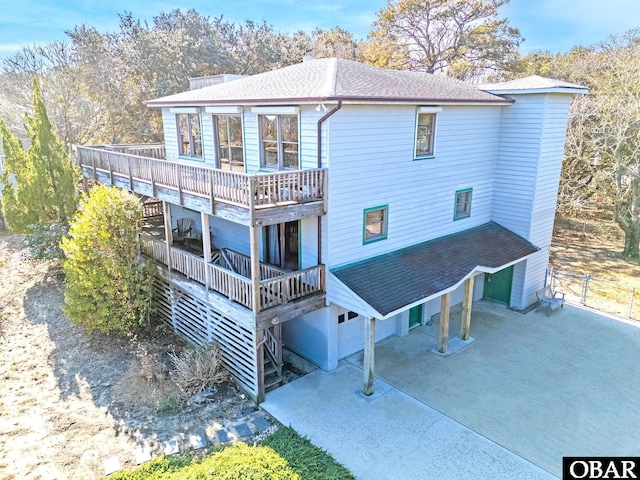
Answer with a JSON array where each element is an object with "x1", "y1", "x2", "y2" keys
[
  {"x1": 169, "y1": 343, "x2": 227, "y2": 398},
  {"x1": 24, "y1": 222, "x2": 68, "y2": 260},
  {"x1": 107, "y1": 443, "x2": 299, "y2": 480},
  {"x1": 61, "y1": 185, "x2": 153, "y2": 335}
]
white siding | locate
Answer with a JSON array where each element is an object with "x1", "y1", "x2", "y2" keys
[
  {"x1": 283, "y1": 305, "x2": 339, "y2": 371},
  {"x1": 300, "y1": 217, "x2": 319, "y2": 269},
  {"x1": 162, "y1": 108, "x2": 179, "y2": 162},
  {"x1": 201, "y1": 114, "x2": 216, "y2": 167},
  {"x1": 325, "y1": 104, "x2": 502, "y2": 268}
]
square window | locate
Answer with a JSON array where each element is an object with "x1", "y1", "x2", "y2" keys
[
  {"x1": 454, "y1": 189, "x2": 472, "y2": 220},
  {"x1": 363, "y1": 205, "x2": 388, "y2": 244},
  {"x1": 415, "y1": 112, "x2": 436, "y2": 158}
]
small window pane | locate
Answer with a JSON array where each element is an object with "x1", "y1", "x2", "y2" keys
[
  {"x1": 217, "y1": 116, "x2": 229, "y2": 146},
  {"x1": 283, "y1": 143, "x2": 298, "y2": 169},
  {"x1": 455, "y1": 190, "x2": 472, "y2": 219},
  {"x1": 281, "y1": 115, "x2": 298, "y2": 142},
  {"x1": 263, "y1": 141, "x2": 278, "y2": 166},
  {"x1": 229, "y1": 116, "x2": 243, "y2": 147},
  {"x1": 416, "y1": 113, "x2": 435, "y2": 157},
  {"x1": 177, "y1": 114, "x2": 190, "y2": 155},
  {"x1": 261, "y1": 116, "x2": 277, "y2": 141},
  {"x1": 364, "y1": 207, "x2": 387, "y2": 243}
]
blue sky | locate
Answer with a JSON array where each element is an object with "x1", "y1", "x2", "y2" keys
[{"x1": 1, "y1": 0, "x2": 639, "y2": 59}]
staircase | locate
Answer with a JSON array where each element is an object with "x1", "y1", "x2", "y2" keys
[{"x1": 263, "y1": 325, "x2": 285, "y2": 392}]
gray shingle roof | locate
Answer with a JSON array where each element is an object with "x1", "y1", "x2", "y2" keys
[
  {"x1": 331, "y1": 222, "x2": 539, "y2": 317},
  {"x1": 478, "y1": 75, "x2": 588, "y2": 93},
  {"x1": 146, "y1": 58, "x2": 509, "y2": 106}
]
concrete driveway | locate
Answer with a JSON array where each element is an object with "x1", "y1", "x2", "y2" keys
[{"x1": 262, "y1": 302, "x2": 640, "y2": 479}]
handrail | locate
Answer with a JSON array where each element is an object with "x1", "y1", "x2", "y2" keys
[{"x1": 76, "y1": 145, "x2": 326, "y2": 208}]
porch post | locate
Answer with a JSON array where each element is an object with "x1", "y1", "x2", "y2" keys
[
  {"x1": 201, "y1": 212, "x2": 211, "y2": 289},
  {"x1": 249, "y1": 225, "x2": 261, "y2": 315},
  {"x1": 363, "y1": 316, "x2": 376, "y2": 396},
  {"x1": 438, "y1": 293, "x2": 451, "y2": 354},
  {"x1": 460, "y1": 276, "x2": 474, "y2": 341},
  {"x1": 162, "y1": 201, "x2": 173, "y2": 270}
]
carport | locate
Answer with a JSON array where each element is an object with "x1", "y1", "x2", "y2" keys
[{"x1": 331, "y1": 222, "x2": 539, "y2": 395}]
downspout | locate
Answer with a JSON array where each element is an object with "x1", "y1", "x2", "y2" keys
[{"x1": 316, "y1": 101, "x2": 342, "y2": 265}]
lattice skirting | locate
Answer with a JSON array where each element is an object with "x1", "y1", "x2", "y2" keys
[{"x1": 151, "y1": 275, "x2": 260, "y2": 399}]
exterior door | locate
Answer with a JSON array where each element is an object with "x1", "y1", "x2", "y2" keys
[
  {"x1": 264, "y1": 221, "x2": 299, "y2": 271},
  {"x1": 409, "y1": 305, "x2": 423, "y2": 329},
  {"x1": 483, "y1": 265, "x2": 514, "y2": 305}
]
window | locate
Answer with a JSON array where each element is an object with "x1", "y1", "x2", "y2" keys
[
  {"x1": 259, "y1": 114, "x2": 299, "y2": 169},
  {"x1": 414, "y1": 111, "x2": 438, "y2": 158},
  {"x1": 177, "y1": 113, "x2": 203, "y2": 158},
  {"x1": 338, "y1": 311, "x2": 359, "y2": 324},
  {"x1": 454, "y1": 188, "x2": 472, "y2": 220},
  {"x1": 214, "y1": 115, "x2": 243, "y2": 171},
  {"x1": 363, "y1": 205, "x2": 388, "y2": 244}
]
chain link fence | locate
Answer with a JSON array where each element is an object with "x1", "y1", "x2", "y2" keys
[{"x1": 547, "y1": 267, "x2": 639, "y2": 321}]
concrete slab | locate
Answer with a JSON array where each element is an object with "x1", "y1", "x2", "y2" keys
[
  {"x1": 364, "y1": 301, "x2": 640, "y2": 477},
  {"x1": 263, "y1": 362, "x2": 553, "y2": 480},
  {"x1": 163, "y1": 439, "x2": 179, "y2": 455},
  {"x1": 430, "y1": 336, "x2": 475, "y2": 356},
  {"x1": 103, "y1": 456, "x2": 120, "y2": 476},
  {"x1": 189, "y1": 432, "x2": 207, "y2": 450}
]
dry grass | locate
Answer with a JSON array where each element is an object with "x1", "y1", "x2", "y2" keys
[{"x1": 169, "y1": 343, "x2": 228, "y2": 398}]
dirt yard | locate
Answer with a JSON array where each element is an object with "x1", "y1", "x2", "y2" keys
[
  {"x1": 0, "y1": 231, "x2": 272, "y2": 479},
  {"x1": 550, "y1": 215, "x2": 640, "y2": 283}
]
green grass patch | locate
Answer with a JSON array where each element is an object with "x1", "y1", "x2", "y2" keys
[
  {"x1": 105, "y1": 427, "x2": 354, "y2": 480},
  {"x1": 262, "y1": 426, "x2": 355, "y2": 480}
]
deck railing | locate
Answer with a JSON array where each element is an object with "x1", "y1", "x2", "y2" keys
[
  {"x1": 139, "y1": 234, "x2": 323, "y2": 312},
  {"x1": 77, "y1": 145, "x2": 326, "y2": 209}
]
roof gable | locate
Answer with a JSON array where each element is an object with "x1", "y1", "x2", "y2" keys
[{"x1": 146, "y1": 58, "x2": 510, "y2": 106}]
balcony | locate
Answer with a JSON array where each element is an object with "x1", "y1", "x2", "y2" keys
[
  {"x1": 139, "y1": 233, "x2": 325, "y2": 329},
  {"x1": 76, "y1": 144, "x2": 327, "y2": 226}
]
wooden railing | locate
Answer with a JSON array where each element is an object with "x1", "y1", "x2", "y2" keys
[
  {"x1": 139, "y1": 234, "x2": 324, "y2": 312},
  {"x1": 76, "y1": 145, "x2": 326, "y2": 209},
  {"x1": 103, "y1": 143, "x2": 166, "y2": 159}
]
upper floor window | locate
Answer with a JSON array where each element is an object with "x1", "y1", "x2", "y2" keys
[
  {"x1": 259, "y1": 114, "x2": 299, "y2": 169},
  {"x1": 177, "y1": 113, "x2": 203, "y2": 158},
  {"x1": 414, "y1": 107, "x2": 441, "y2": 159},
  {"x1": 454, "y1": 188, "x2": 472, "y2": 220},
  {"x1": 214, "y1": 115, "x2": 244, "y2": 171},
  {"x1": 363, "y1": 205, "x2": 388, "y2": 244}
]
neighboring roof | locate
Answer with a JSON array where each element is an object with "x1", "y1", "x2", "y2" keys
[
  {"x1": 478, "y1": 75, "x2": 588, "y2": 95},
  {"x1": 331, "y1": 222, "x2": 539, "y2": 318},
  {"x1": 146, "y1": 58, "x2": 512, "y2": 107}
]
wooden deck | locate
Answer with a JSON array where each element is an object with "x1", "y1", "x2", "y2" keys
[
  {"x1": 76, "y1": 145, "x2": 327, "y2": 226},
  {"x1": 140, "y1": 234, "x2": 325, "y2": 324}
]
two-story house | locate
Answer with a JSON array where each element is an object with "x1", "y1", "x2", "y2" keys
[{"x1": 76, "y1": 58, "x2": 587, "y2": 401}]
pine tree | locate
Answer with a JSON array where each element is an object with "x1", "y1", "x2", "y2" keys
[{"x1": 0, "y1": 79, "x2": 79, "y2": 233}]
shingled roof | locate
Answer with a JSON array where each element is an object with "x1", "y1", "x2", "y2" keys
[
  {"x1": 331, "y1": 222, "x2": 539, "y2": 318},
  {"x1": 146, "y1": 58, "x2": 511, "y2": 106},
  {"x1": 478, "y1": 75, "x2": 588, "y2": 94}
]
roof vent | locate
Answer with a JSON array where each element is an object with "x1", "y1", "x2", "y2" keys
[{"x1": 303, "y1": 55, "x2": 315, "y2": 63}]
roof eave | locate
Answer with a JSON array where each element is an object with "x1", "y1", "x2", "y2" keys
[
  {"x1": 145, "y1": 95, "x2": 514, "y2": 108},
  {"x1": 482, "y1": 87, "x2": 589, "y2": 95}
]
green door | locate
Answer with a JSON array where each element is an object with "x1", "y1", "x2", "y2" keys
[
  {"x1": 483, "y1": 265, "x2": 514, "y2": 305},
  {"x1": 409, "y1": 304, "x2": 423, "y2": 329}
]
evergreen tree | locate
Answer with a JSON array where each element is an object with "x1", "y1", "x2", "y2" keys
[
  {"x1": 62, "y1": 185, "x2": 153, "y2": 335},
  {"x1": 0, "y1": 79, "x2": 79, "y2": 233}
]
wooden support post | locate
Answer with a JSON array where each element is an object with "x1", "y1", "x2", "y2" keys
[
  {"x1": 82, "y1": 176, "x2": 89, "y2": 193},
  {"x1": 438, "y1": 293, "x2": 450, "y2": 354},
  {"x1": 460, "y1": 276, "x2": 474, "y2": 341},
  {"x1": 256, "y1": 330, "x2": 265, "y2": 403},
  {"x1": 201, "y1": 212, "x2": 211, "y2": 289},
  {"x1": 162, "y1": 201, "x2": 173, "y2": 270},
  {"x1": 249, "y1": 225, "x2": 261, "y2": 314},
  {"x1": 249, "y1": 176, "x2": 261, "y2": 315},
  {"x1": 176, "y1": 165, "x2": 183, "y2": 205},
  {"x1": 363, "y1": 316, "x2": 376, "y2": 396}
]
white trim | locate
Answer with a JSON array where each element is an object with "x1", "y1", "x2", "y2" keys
[
  {"x1": 483, "y1": 87, "x2": 588, "y2": 95},
  {"x1": 418, "y1": 106, "x2": 443, "y2": 113},
  {"x1": 169, "y1": 107, "x2": 200, "y2": 114},
  {"x1": 205, "y1": 106, "x2": 243, "y2": 114},
  {"x1": 149, "y1": 100, "x2": 512, "y2": 108},
  {"x1": 251, "y1": 106, "x2": 300, "y2": 115}
]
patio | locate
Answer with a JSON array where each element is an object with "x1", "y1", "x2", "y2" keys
[{"x1": 263, "y1": 301, "x2": 640, "y2": 478}]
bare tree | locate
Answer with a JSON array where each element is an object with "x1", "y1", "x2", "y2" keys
[{"x1": 364, "y1": 0, "x2": 523, "y2": 81}]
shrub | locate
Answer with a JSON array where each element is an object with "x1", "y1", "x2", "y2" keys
[
  {"x1": 61, "y1": 185, "x2": 153, "y2": 335},
  {"x1": 169, "y1": 342, "x2": 227, "y2": 398},
  {"x1": 24, "y1": 222, "x2": 68, "y2": 260}
]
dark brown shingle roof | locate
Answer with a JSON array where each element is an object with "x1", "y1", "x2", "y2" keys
[
  {"x1": 146, "y1": 58, "x2": 509, "y2": 106},
  {"x1": 331, "y1": 222, "x2": 539, "y2": 317}
]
